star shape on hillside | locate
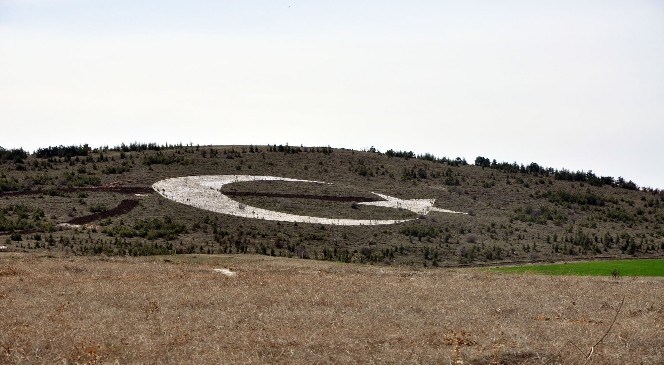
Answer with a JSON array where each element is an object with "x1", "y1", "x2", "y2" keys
[{"x1": 359, "y1": 193, "x2": 466, "y2": 216}]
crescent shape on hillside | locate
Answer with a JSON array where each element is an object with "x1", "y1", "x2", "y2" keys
[{"x1": 152, "y1": 175, "x2": 465, "y2": 226}]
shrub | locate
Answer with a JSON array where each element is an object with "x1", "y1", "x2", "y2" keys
[
  {"x1": 142, "y1": 152, "x2": 186, "y2": 166},
  {"x1": 89, "y1": 203, "x2": 108, "y2": 213},
  {"x1": 104, "y1": 216, "x2": 187, "y2": 240},
  {"x1": 62, "y1": 172, "x2": 101, "y2": 187},
  {"x1": 0, "y1": 177, "x2": 24, "y2": 192},
  {"x1": 102, "y1": 164, "x2": 131, "y2": 174},
  {"x1": 36, "y1": 144, "x2": 90, "y2": 159},
  {"x1": 401, "y1": 226, "x2": 439, "y2": 239},
  {"x1": 0, "y1": 147, "x2": 28, "y2": 164}
]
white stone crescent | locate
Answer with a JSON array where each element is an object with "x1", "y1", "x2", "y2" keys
[{"x1": 152, "y1": 175, "x2": 466, "y2": 226}]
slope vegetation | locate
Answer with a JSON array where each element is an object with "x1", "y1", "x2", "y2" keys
[{"x1": 0, "y1": 144, "x2": 662, "y2": 266}]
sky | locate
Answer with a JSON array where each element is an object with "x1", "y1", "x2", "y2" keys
[{"x1": 1, "y1": 0, "x2": 663, "y2": 188}]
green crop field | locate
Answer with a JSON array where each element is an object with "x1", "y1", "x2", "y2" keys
[{"x1": 492, "y1": 259, "x2": 664, "y2": 277}]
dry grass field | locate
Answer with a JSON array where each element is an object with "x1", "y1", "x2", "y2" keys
[{"x1": 1, "y1": 253, "x2": 661, "y2": 364}]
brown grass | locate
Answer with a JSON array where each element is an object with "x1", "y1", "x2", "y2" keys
[{"x1": 1, "y1": 253, "x2": 662, "y2": 364}]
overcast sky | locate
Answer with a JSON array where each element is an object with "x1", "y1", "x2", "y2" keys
[{"x1": 1, "y1": 0, "x2": 663, "y2": 188}]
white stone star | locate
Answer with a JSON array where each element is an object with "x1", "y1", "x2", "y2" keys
[{"x1": 359, "y1": 193, "x2": 466, "y2": 216}]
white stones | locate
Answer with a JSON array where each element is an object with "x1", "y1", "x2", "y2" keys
[
  {"x1": 57, "y1": 223, "x2": 102, "y2": 231},
  {"x1": 152, "y1": 175, "x2": 465, "y2": 226},
  {"x1": 57, "y1": 223, "x2": 82, "y2": 229},
  {"x1": 0, "y1": 245, "x2": 7, "y2": 251},
  {"x1": 359, "y1": 193, "x2": 439, "y2": 215},
  {"x1": 214, "y1": 268, "x2": 237, "y2": 277}
]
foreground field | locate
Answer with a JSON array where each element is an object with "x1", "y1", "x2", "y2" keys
[
  {"x1": 1, "y1": 254, "x2": 662, "y2": 364},
  {"x1": 493, "y1": 259, "x2": 664, "y2": 277}
]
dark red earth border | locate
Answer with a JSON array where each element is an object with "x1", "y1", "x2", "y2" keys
[
  {"x1": 0, "y1": 185, "x2": 150, "y2": 234},
  {"x1": 223, "y1": 191, "x2": 381, "y2": 202},
  {"x1": 66, "y1": 199, "x2": 140, "y2": 225},
  {"x1": 0, "y1": 186, "x2": 153, "y2": 197}
]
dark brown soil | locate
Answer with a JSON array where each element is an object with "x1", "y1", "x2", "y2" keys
[
  {"x1": 0, "y1": 186, "x2": 153, "y2": 197},
  {"x1": 66, "y1": 199, "x2": 140, "y2": 225},
  {"x1": 224, "y1": 191, "x2": 382, "y2": 202}
]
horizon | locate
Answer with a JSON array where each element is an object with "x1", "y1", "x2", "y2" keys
[
  {"x1": 1, "y1": 1, "x2": 663, "y2": 189},
  {"x1": 2, "y1": 141, "x2": 653, "y2": 189}
]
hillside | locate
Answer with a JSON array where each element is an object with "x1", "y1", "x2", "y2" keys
[{"x1": 1, "y1": 144, "x2": 663, "y2": 266}]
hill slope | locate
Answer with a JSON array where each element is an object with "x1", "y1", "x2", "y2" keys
[{"x1": 1, "y1": 144, "x2": 663, "y2": 266}]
